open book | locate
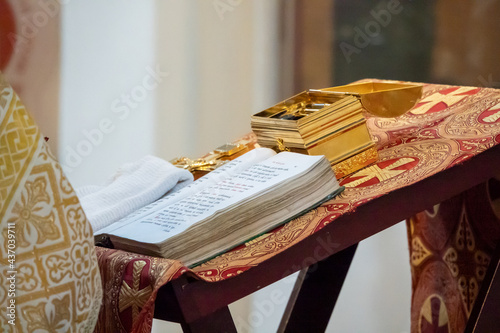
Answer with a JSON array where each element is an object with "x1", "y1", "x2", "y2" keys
[{"x1": 95, "y1": 148, "x2": 343, "y2": 267}]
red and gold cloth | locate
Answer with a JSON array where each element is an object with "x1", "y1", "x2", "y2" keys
[
  {"x1": 94, "y1": 248, "x2": 187, "y2": 333},
  {"x1": 94, "y1": 82, "x2": 500, "y2": 332},
  {"x1": 407, "y1": 179, "x2": 500, "y2": 332}
]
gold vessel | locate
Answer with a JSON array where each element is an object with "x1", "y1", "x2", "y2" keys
[{"x1": 251, "y1": 81, "x2": 422, "y2": 178}]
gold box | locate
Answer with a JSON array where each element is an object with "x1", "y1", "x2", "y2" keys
[{"x1": 251, "y1": 81, "x2": 422, "y2": 178}]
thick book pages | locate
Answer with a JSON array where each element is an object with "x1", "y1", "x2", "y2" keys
[
  {"x1": 96, "y1": 148, "x2": 276, "y2": 235},
  {"x1": 96, "y1": 148, "x2": 342, "y2": 267}
]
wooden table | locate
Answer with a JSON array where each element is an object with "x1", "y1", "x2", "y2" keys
[{"x1": 153, "y1": 83, "x2": 500, "y2": 332}]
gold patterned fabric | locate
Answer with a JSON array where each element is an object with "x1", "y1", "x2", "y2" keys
[
  {"x1": 94, "y1": 247, "x2": 187, "y2": 333},
  {"x1": 0, "y1": 74, "x2": 102, "y2": 332},
  {"x1": 94, "y1": 82, "x2": 500, "y2": 331},
  {"x1": 407, "y1": 179, "x2": 500, "y2": 333}
]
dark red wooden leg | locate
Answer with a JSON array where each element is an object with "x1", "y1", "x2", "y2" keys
[
  {"x1": 465, "y1": 242, "x2": 500, "y2": 333},
  {"x1": 278, "y1": 244, "x2": 358, "y2": 333},
  {"x1": 180, "y1": 306, "x2": 236, "y2": 333},
  {"x1": 154, "y1": 275, "x2": 237, "y2": 333}
]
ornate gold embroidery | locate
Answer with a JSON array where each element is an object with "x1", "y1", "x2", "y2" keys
[
  {"x1": 6, "y1": 176, "x2": 59, "y2": 248},
  {"x1": 56, "y1": 164, "x2": 75, "y2": 195},
  {"x1": 71, "y1": 242, "x2": 92, "y2": 278},
  {"x1": 119, "y1": 260, "x2": 152, "y2": 319},
  {"x1": 17, "y1": 263, "x2": 38, "y2": 292},
  {"x1": 442, "y1": 247, "x2": 459, "y2": 277},
  {"x1": 411, "y1": 236, "x2": 432, "y2": 267},
  {"x1": 1, "y1": 77, "x2": 101, "y2": 331},
  {"x1": 23, "y1": 294, "x2": 71, "y2": 332},
  {"x1": 0, "y1": 93, "x2": 40, "y2": 215},
  {"x1": 458, "y1": 276, "x2": 479, "y2": 316},
  {"x1": 46, "y1": 252, "x2": 72, "y2": 283},
  {"x1": 455, "y1": 207, "x2": 475, "y2": 252},
  {"x1": 410, "y1": 87, "x2": 474, "y2": 115},
  {"x1": 344, "y1": 156, "x2": 415, "y2": 187},
  {"x1": 331, "y1": 146, "x2": 378, "y2": 178},
  {"x1": 481, "y1": 102, "x2": 500, "y2": 123},
  {"x1": 66, "y1": 206, "x2": 90, "y2": 241},
  {"x1": 76, "y1": 275, "x2": 95, "y2": 313},
  {"x1": 474, "y1": 250, "x2": 490, "y2": 281}
]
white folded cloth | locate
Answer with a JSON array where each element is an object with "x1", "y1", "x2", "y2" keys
[{"x1": 77, "y1": 155, "x2": 193, "y2": 232}]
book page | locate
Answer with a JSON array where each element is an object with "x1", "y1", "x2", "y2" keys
[
  {"x1": 108, "y1": 152, "x2": 324, "y2": 243},
  {"x1": 96, "y1": 147, "x2": 276, "y2": 235}
]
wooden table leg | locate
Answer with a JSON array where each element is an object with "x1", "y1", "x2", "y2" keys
[
  {"x1": 277, "y1": 244, "x2": 358, "y2": 333},
  {"x1": 465, "y1": 242, "x2": 500, "y2": 333},
  {"x1": 179, "y1": 306, "x2": 236, "y2": 333},
  {"x1": 154, "y1": 275, "x2": 237, "y2": 333}
]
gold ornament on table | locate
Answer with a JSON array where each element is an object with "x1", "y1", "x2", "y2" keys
[
  {"x1": 251, "y1": 80, "x2": 422, "y2": 178},
  {"x1": 169, "y1": 157, "x2": 223, "y2": 173},
  {"x1": 275, "y1": 138, "x2": 291, "y2": 152},
  {"x1": 171, "y1": 143, "x2": 248, "y2": 177}
]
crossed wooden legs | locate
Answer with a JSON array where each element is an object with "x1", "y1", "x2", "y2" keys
[{"x1": 155, "y1": 241, "x2": 499, "y2": 332}]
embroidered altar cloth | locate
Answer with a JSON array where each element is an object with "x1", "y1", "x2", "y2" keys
[{"x1": 92, "y1": 81, "x2": 500, "y2": 333}]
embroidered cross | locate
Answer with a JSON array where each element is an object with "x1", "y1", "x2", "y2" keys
[{"x1": 119, "y1": 260, "x2": 153, "y2": 318}]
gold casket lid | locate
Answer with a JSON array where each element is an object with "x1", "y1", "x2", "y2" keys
[{"x1": 312, "y1": 81, "x2": 423, "y2": 118}]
